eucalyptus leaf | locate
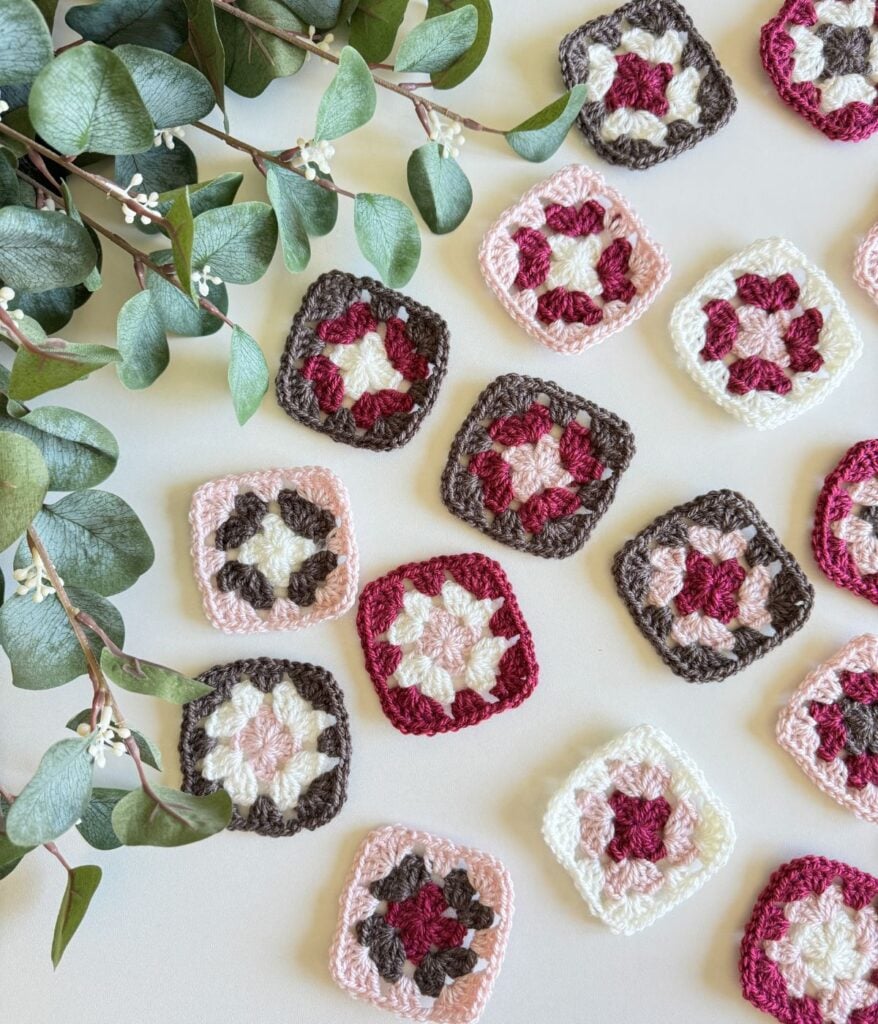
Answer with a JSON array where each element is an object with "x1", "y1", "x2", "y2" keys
[
  {"x1": 157, "y1": 172, "x2": 242, "y2": 220},
  {"x1": 111, "y1": 786, "x2": 232, "y2": 847},
  {"x1": 0, "y1": 0, "x2": 53, "y2": 85},
  {"x1": 406, "y1": 142, "x2": 472, "y2": 234},
  {"x1": 266, "y1": 164, "x2": 338, "y2": 273},
  {"x1": 60, "y1": 184, "x2": 101, "y2": 293},
  {"x1": 100, "y1": 648, "x2": 211, "y2": 703},
  {"x1": 115, "y1": 142, "x2": 198, "y2": 220},
  {"x1": 76, "y1": 789, "x2": 128, "y2": 851},
  {"x1": 52, "y1": 864, "x2": 101, "y2": 968},
  {"x1": 66, "y1": 710, "x2": 162, "y2": 771},
  {"x1": 349, "y1": 0, "x2": 409, "y2": 62},
  {"x1": 0, "y1": 828, "x2": 32, "y2": 869},
  {"x1": 146, "y1": 250, "x2": 227, "y2": 337},
  {"x1": 9, "y1": 334, "x2": 120, "y2": 402},
  {"x1": 339, "y1": 0, "x2": 360, "y2": 19},
  {"x1": 0, "y1": 156, "x2": 19, "y2": 206},
  {"x1": 228, "y1": 325, "x2": 268, "y2": 425},
  {"x1": 0, "y1": 859, "x2": 22, "y2": 880},
  {"x1": 0, "y1": 207, "x2": 97, "y2": 292},
  {"x1": 29, "y1": 43, "x2": 155, "y2": 157},
  {"x1": 216, "y1": 0, "x2": 305, "y2": 99},
  {"x1": 17, "y1": 489, "x2": 154, "y2": 596},
  {"x1": 33, "y1": 0, "x2": 58, "y2": 27},
  {"x1": 425, "y1": 0, "x2": 491, "y2": 89},
  {"x1": 394, "y1": 4, "x2": 477, "y2": 73},
  {"x1": 354, "y1": 192, "x2": 420, "y2": 287},
  {"x1": 66, "y1": 0, "x2": 187, "y2": 52},
  {"x1": 191, "y1": 202, "x2": 277, "y2": 284},
  {"x1": 284, "y1": 0, "x2": 341, "y2": 28},
  {"x1": 314, "y1": 46, "x2": 376, "y2": 141},
  {"x1": 504, "y1": 85, "x2": 588, "y2": 162},
  {"x1": 165, "y1": 186, "x2": 195, "y2": 296},
  {"x1": 116, "y1": 290, "x2": 169, "y2": 389},
  {"x1": 13, "y1": 287, "x2": 76, "y2": 334},
  {"x1": 5, "y1": 739, "x2": 94, "y2": 847},
  {"x1": 183, "y1": 0, "x2": 227, "y2": 125},
  {"x1": 116, "y1": 44, "x2": 215, "y2": 129},
  {"x1": 0, "y1": 431, "x2": 47, "y2": 551}
]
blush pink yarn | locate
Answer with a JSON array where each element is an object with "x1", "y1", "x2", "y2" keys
[{"x1": 855, "y1": 222, "x2": 878, "y2": 305}]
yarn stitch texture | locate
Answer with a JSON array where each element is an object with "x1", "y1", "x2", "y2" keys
[
  {"x1": 777, "y1": 634, "x2": 878, "y2": 824},
  {"x1": 543, "y1": 724, "x2": 735, "y2": 934},
  {"x1": 478, "y1": 164, "x2": 670, "y2": 354},
  {"x1": 441, "y1": 374, "x2": 635, "y2": 559},
  {"x1": 740, "y1": 856, "x2": 878, "y2": 1024},
  {"x1": 761, "y1": 0, "x2": 878, "y2": 142},
  {"x1": 329, "y1": 825, "x2": 514, "y2": 1024},
  {"x1": 558, "y1": 0, "x2": 737, "y2": 169},
  {"x1": 671, "y1": 238, "x2": 862, "y2": 430},
  {"x1": 276, "y1": 270, "x2": 450, "y2": 451},
  {"x1": 189, "y1": 467, "x2": 358, "y2": 634},
  {"x1": 854, "y1": 222, "x2": 878, "y2": 305},
  {"x1": 179, "y1": 657, "x2": 351, "y2": 836},
  {"x1": 356, "y1": 553, "x2": 539, "y2": 735},
  {"x1": 613, "y1": 489, "x2": 814, "y2": 683},
  {"x1": 813, "y1": 440, "x2": 878, "y2": 605}
]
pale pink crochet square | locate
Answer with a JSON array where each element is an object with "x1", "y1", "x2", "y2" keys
[
  {"x1": 855, "y1": 222, "x2": 878, "y2": 306},
  {"x1": 478, "y1": 164, "x2": 670, "y2": 354},
  {"x1": 189, "y1": 467, "x2": 358, "y2": 634},
  {"x1": 329, "y1": 825, "x2": 514, "y2": 1024}
]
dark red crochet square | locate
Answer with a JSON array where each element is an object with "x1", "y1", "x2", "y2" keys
[
  {"x1": 276, "y1": 270, "x2": 449, "y2": 451},
  {"x1": 356, "y1": 553, "x2": 539, "y2": 735},
  {"x1": 441, "y1": 375, "x2": 635, "y2": 559}
]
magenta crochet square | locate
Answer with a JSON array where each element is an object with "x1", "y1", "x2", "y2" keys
[
  {"x1": 356, "y1": 553, "x2": 539, "y2": 735},
  {"x1": 761, "y1": 0, "x2": 878, "y2": 142},
  {"x1": 813, "y1": 439, "x2": 878, "y2": 605},
  {"x1": 740, "y1": 856, "x2": 878, "y2": 1024},
  {"x1": 189, "y1": 467, "x2": 358, "y2": 634},
  {"x1": 777, "y1": 635, "x2": 878, "y2": 824},
  {"x1": 855, "y1": 222, "x2": 878, "y2": 304},
  {"x1": 329, "y1": 825, "x2": 514, "y2": 1024},
  {"x1": 478, "y1": 164, "x2": 670, "y2": 354}
]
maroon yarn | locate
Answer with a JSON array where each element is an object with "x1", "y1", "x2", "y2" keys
[
  {"x1": 596, "y1": 239, "x2": 636, "y2": 303},
  {"x1": 382, "y1": 317, "x2": 430, "y2": 380},
  {"x1": 809, "y1": 700, "x2": 847, "y2": 761},
  {"x1": 702, "y1": 299, "x2": 740, "y2": 360},
  {"x1": 559, "y1": 421, "x2": 605, "y2": 482},
  {"x1": 785, "y1": 309, "x2": 824, "y2": 374},
  {"x1": 544, "y1": 200, "x2": 605, "y2": 237},
  {"x1": 736, "y1": 272, "x2": 799, "y2": 312},
  {"x1": 384, "y1": 883, "x2": 467, "y2": 965},
  {"x1": 488, "y1": 402, "x2": 553, "y2": 446},
  {"x1": 468, "y1": 450, "x2": 514, "y2": 515},
  {"x1": 606, "y1": 792, "x2": 671, "y2": 863},
  {"x1": 519, "y1": 487, "x2": 581, "y2": 534},
  {"x1": 301, "y1": 354, "x2": 345, "y2": 411},
  {"x1": 727, "y1": 356, "x2": 793, "y2": 396},
  {"x1": 675, "y1": 551, "x2": 745, "y2": 622},
  {"x1": 604, "y1": 52, "x2": 674, "y2": 116},
  {"x1": 512, "y1": 226, "x2": 552, "y2": 289},
  {"x1": 536, "y1": 287, "x2": 604, "y2": 325},
  {"x1": 842, "y1": 672, "x2": 878, "y2": 704},
  {"x1": 316, "y1": 300, "x2": 376, "y2": 343}
]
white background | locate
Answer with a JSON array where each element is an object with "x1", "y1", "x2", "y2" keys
[{"x1": 2, "y1": 2, "x2": 878, "y2": 1022}]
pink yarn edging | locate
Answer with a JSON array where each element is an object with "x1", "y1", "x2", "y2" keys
[{"x1": 855, "y1": 223, "x2": 878, "y2": 305}]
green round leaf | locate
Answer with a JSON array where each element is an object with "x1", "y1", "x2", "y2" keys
[
  {"x1": 115, "y1": 140, "x2": 199, "y2": 205},
  {"x1": 505, "y1": 85, "x2": 588, "y2": 162},
  {"x1": 146, "y1": 253, "x2": 227, "y2": 338},
  {"x1": 354, "y1": 192, "x2": 421, "y2": 288},
  {"x1": 191, "y1": 201, "x2": 278, "y2": 285},
  {"x1": 9, "y1": 332, "x2": 120, "y2": 402},
  {"x1": 165, "y1": 186, "x2": 195, "y2": 295},
  {"x1": 394, "y1": 4, "x2": 477, "y2": 73},
  {"x1": 266, "y1": 164, "x2": 338, "y2": 273},
  {"x1": 217, "y1": 0, "x2": 305, "y2": 99},
  {"x1": 158, "y1": 172, "x2": 243, "y2": 221},
  {"x1": 315, "y1": 45, "x2": 376, "y2": 141},
  {"x1": 66, "y1": 0, "x2": 187, "y2": 52},
  {"x1": 100, "y1": 648, "x2": 212, "y2": 703},
  {"x1": 115, "y1": 44, "x2": 215, "y2": 129},
  {"x1": 349, "y1": 0, "x2": 409, "y2": 62},
  {"x1": 183, "y1": 0, "x2": 226, "y2": 122},
  {"x1": 0, "y1": 431, "x2": 48, "y2": 551},
  {"x1": 5, "y1": 739, "x2": 93, "y2": 847},
  {"x1": 76, "y1": 789, "x2": 129, "y2": 851},
  {"x1": 284, "y1": 0, "x2": 341, "y2": 28},
  {"x1": 111, "y1": 786, "x2": 232, "y2": 847},
  {"x1": 0, "y1": 207, "x2": 97, "y2": 292},
  {"x1": 29, "y1": 43, "x2": 155, "y2": 156},
  {"x1": 228, "y1": 325, "x2": 268, "y2": 425},
  {"x1": 116, "y1": 290, "x2": 169, "y2": 390},
  {"x1": 14, "y1": 286, "x2": 76, "y2": 334},
  {"x1": 406, "y1": 142, "x2": 472, "y2": 234},
  {"x1": 0, "y1": 829, "x2": 32, "y2": 870},
  {"x1": 52, "y1": 864, "x2": 101, "y2": 968},
  {"x1": 0, "y1": 0, "x2": 53, "y2": 85},
  {"x1": 426, "y1": 0, "x2": 491, "y2": 89}
]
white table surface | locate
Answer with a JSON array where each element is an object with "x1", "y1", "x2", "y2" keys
[{"x1": 3, "y1": 2, "x2": 878, "y2": 1021}]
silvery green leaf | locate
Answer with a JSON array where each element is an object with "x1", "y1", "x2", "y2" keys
[
  {"x1": 9, "y1": 332, "x2": 119, "y2": 402},
  {"x1": 504, "y1": 86, "x2": 588, "y2": 162},
  {"x1": 315, "y1": 46, "x2": 376, "y2": 141},
  {"x1": 146, "y1": 250, "x2": 227, "y2": 338},
  {"x1": 115, "y1": 44, "x2": 215, "y2": 129},
  {"x1": 354, "y1": 192, "x2": 420, "y2": 287},
  {"x1": 406, "y1": 142, "x2": 472, "y2": 234},
  {"x1": 216, "y1": 0, "x2": 305, "y2": 99},
  {"x1": 76, "y1": 789, "x2": 128, "y2": 851},
  {"x1": 228, "y1": 325, "x2": 268, "y2": 425},
  {"x1": 51, "y1": 864, "x2": 101, "y2": 968},
  {"x1": 5, "y1": 739, "x2": 94, "y2": 846},
  {"x1": 0, "y1": 0, "x2": 53, "y2": 84},
  {"x1": 0, "y1": 207, "x2": 97, "y2": 291},
  {"x1": 349, "y1": 0, "x2": 409, "y2": 62},
  {"x1": 425, "y1": 0, "x2": 491, "y2": 89},
  {"x1": 394, "y1": 4, "x2": 477, "y2": 73},
  {"x1": 66, "y1": 0, "x2": 187, "y2": 52},
  {"x1": 112, "y1": 787, "x2": 232, "y2": 847},
  {"x1": 0, "y1": 431, "x2": 48, "y2": 551},
  {"x1": 183, "y1": 0, "x2": 226, "y2": 123},
  {"x1": 191, "y1": 202, "x2": 277, "y2": 285},
  {"x1": 116, "y1": 290, "x2": 169, "y2": 390},
  {"x1": 265, "y1": 164, "x2": 338, "y2": 273}
]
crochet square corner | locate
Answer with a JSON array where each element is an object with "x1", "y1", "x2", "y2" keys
[
  {"x1": 740, "y1": 856, "x2": 878, "y2": 1024},
  {"x1": 189, "y1": 467, "x2": 358, "y2": 634},
  {"x1": 542, "y1": 724, "x2": 735, "y2": 934},
  {"x1": 478, "y1": 164, "x2": 669, "y2": 354},
  {"x1": 761, "y1": 0, "x2": 878, "y2": 142},
  {"x1": 670, "y1": 238, "x2": 862, "y2": 430},
  {"x1": 441, "y1": 374, "x2": 635, "y2": 559},
  {"x1": 777, "y1": 634, "x2": 878, "y2": 824},
  {"x1": 329, "y1": 825, "x2": 514, "y2": 1024},
  {"x1": 276, "y1": 270, "x2": 450, "y2": 451},
  {"x1": 179, "y1": 657, "x2": 351, "y2": 837},
  {"x1": 855, "y1": 222, "x2": 878, "y2": 304},
  {"x1": 356, "y1": 553, "x2": 539, "y2": 735},
  {"x1": 813, "y1": 440, "x2": 878, "y2": 605},
  {"x1": 558, "y1": 0, "x2": 736, "y2": 169},
  {"x1": 613, "y1": 489, "x2": 814, "y2": 683}
]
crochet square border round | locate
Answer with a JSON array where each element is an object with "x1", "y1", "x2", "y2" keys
[
  {"x1": 179, "y1": 657, "x2": 351, "y2": 837},
  {"x1": 813, "y1": 439, "x2": 878, "y2": 605},
  {"x1": 440, "y1": 374, "x2": 636, "y2": 559},
  {"x1": 558, "y1": 0, "x2": 737, "y2": 170},
  {"x1": 542, "y1": 724, "x2": 735, "y2": 934},
  {"x1": 777, "y1": 634, "x2": 878, "y2": 824},
  {"x1": 761, "y1": 0, "x2": 878, "y2": 142},
  {"x1": 613, "y1": 489, "x2": 814, "y2": 683},
  {"x1": 276, "y1": 270, "x2": 450, "y2": 451},
  {"x1": 855, "y1": 222, "x2": 878, "y2": 305},
  {"x1": 740, "y1": 856, "x2": 878, "y2": 1024},
  {"x1": 670, "y1": 237, "x2": 863, "y2": 430},
  {"x1": 356, "y1": 553, "x2": 539, "y2": 735},
  {"x1": 189, "y1": 467, "x2": 358, "y2": 634},
  {"x1": 329, "y1": 825, "x2": 514, "y2": 1024},
  {"x1": 478, "y1": 164, "x2": 670, "y2": 354}
]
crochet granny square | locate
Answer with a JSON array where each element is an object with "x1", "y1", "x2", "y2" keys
[
  {"x1": 777, "y1": 634, "x2": 878, "y2": 823},
  {"x1": 179, "y1": 657, "x2": 351, "y2": 836},
  {"x1": 478, "y1": 164, "x2": 669, "y2": 355},
  {"x1": 855, "y1": 222, "x2": 878, "y2": 305},
  {"x1": 189, "y1": 467, "x2": 358, "y2": 634},
  {"x1": 356, "y1": 553, "x2": 539, "y2": 735},
  {"x1": 613, "y1": 489, "x2": 814, "y2": 683},
  {"x1": 276, "y1": 270, "x2": 449, "y2": 451},
  {"x1": 329, "y1": 825, "x2": 514, "y2": 1023},
  {"x1": 543, "y1": 724, "x2": 735, "y2": 934},
  {"x1": 761, "y1": 0, "x2": 878, "y2": 142},
  {"x1": 558, "y1": 0, "x2": 737, "y2": 169},
  {"x1": 813, "y1": 439, "x2": 878, "y2": 605},
  {"x1": 671, "y1": 238, "x2": 862, "y2": 430},
  {"x1": 440, "y1": 374, "x2": 635, "y2": 559},
  {"x1": 740, "y1": 856, "x2": 878, "y2": 1024}
]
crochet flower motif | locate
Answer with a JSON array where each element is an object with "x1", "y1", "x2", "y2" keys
[
  {"x1": 543, "y1": 725, "x2": 735, "y2": 934},
  {"x1": 180, "y1": 657, "x2": 351, "y2": 836},
  {"x1": 330, "y1": 826, "x2": 514, "y2": 1024},
  {"x1": 277, "y1": 271, "x2": 449, "y2": 451},
  {"x1": 740, "y1": 857, "x2": 878, "y2": 1024},
  {"x1": 761, "y1": 0, "x2": 878, "y2": 142},
  {"x1": 357, "y1": 553, "x2": 539, "y2": 735},
  {"x1": 558, "y1": 0, "x2": 736, "y2": 169},
  {"x1": 671, "y1": 238, "x2": 862, "y2": 429},
  {"x1": 479, "y1": 165, "x2": 669, "y2": 354},
  {"x1": 614, "y1": 490, "x2": 814, "y2": 683},
  {"x1": 442, "y1": 375, "x2": 635, "y2": 558}
]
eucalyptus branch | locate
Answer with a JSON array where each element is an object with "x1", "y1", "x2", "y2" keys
[
  {"x1": 0, "y1": 305, "x2": 42, "y2": 355},
  {"x1": 0, "y1": 786, "x2": 72, "y2": 872}
]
